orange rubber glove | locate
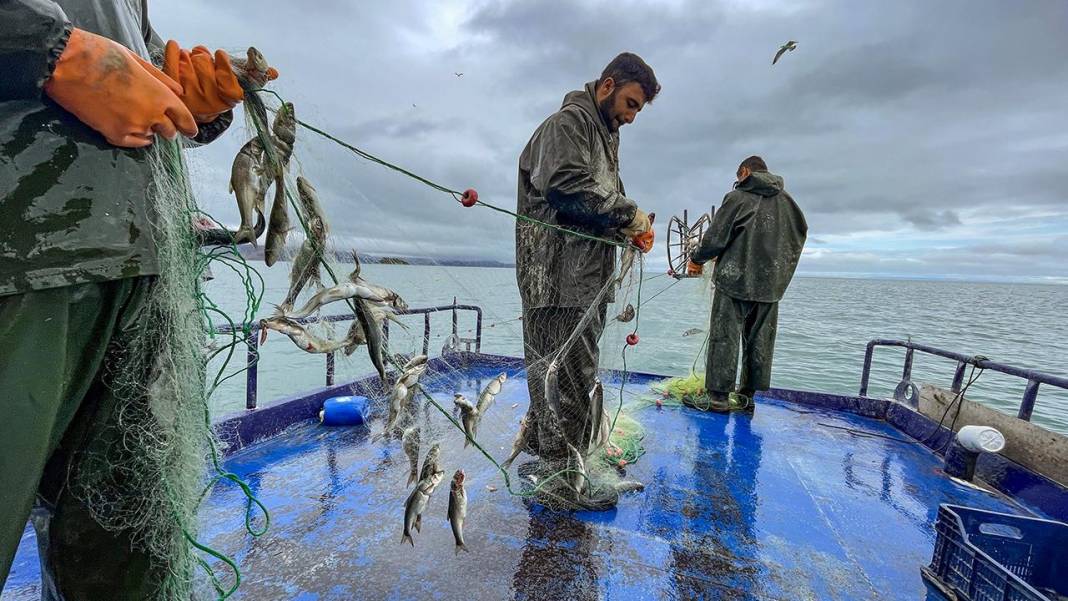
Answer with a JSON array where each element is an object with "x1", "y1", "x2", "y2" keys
[
  {"x1": 43, "y1": 28, "x2": 198, "y2": 147},
  {"x1": 686, "y1": 260, "x2": 704, "y2": 276},
  {"x1": 632, "y1": 229, "x2": 655, "y2": 253},
  {"x1": 163, "y1": 41, "x2": 252, "y2": 123},
  {"x1": 630, "y1": 211, "x2": 655, "y2": 253}
]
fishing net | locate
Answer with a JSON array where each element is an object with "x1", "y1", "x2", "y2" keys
[
  {"x1": 211, "y1": 86, "x2": 672, "y2": 512},
  {"x1": 99, "y1": 71, "x2": 713, "y2": 597},
  {"x1": 61, "y1": 135, "x2": 270, "y2": 601}
]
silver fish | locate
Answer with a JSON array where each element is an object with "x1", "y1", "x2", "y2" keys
[
  {"x1": 500, "y1": 415, "x2": 530, "y2": 470},
  {"x1": 402, "y1": 354, "x2": 429, "y2": 372},
  {"x1": 476, "y1": 373, "x2": 507, "y2": 416},
  {"x1": 588, "y1": 379, "x2": 611, "y2": 454},
  {"x1": 447, "y1": 469, "x2": 469, "y2": 553},
  {"x1": 682, "y1": 328, "x2": 703, "y2": 337},
  {"x1": 264, "y1": 104, "x2": 296, "y2": 267},
  {"x1": 258, "y1": 316, "x2": 346, "y2": 354},
  {"x1": 355, "y1": 297, "x2": 388, "y2": 382},
  {"x1": 544, "y1": 359, "x2": 563, "y2": 420},
  {"x1": 402, "y1": 468, "x2": 444, "y2": 546},
  {"x1": 419, "y1": 443, "x2": 441, "y2": 484},
  {"x1": 347, "y1": 252, "x2": 408, "y2": 311},
  {"x1": 385, "y1": 382, "x2": 409, "y2": 435},
  {"x1": 402, "y1": 427, "x2": 421, "y2": 487},
  {"x1": 342, "y1": 319, "x2": 367, "y2": 356},
  {"x1": 566, "y1": 443, "x2": 588, "y2": 496},
  {"x1": 614, "y1": 303, "x2": 635, "y2": 323},
  {"x1": 280, "y1": 176, "x2": 329, "y2": 311},
  {"x1": 230, "y1": 47, "x2": 273, "y2": 90},
  {"x1": 614, "y1": 480, "x2": 645, "y2": 494},
  {"x1": 454, "y1": 394, "x2": 478, "y2": 447},
  {"x1": 286, "y1": 282, "x2": 386, "y2": 319},
  {"x1": 228, "y1": 138, "x2": 268, "y2": 245}
]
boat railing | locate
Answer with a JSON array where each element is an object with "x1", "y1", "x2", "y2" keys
[
  {"x1": 859, "y1": 339, "x2": 1068, "y2": 421},
  {"x1": 214, "y1": 299, "x2": 483, "y2": 409}
]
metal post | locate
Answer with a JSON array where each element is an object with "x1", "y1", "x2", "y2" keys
[
  {"x1": 326, "y1": 352, "x2": 335, "y2": 386},
  {"x1": 452, "y1": 297, "x2": 458, "y2": 338},
  {"x1": 245, "y1": 329, "x2": 259, "y2": 410},
  {"x1": 902, "y1": 348, "x2": 915, "y2": 382},
  {"x1": 423, "y1": 313, "x2": 431, "y2": 356},
  {"x1": 1018, "y1": 380, "x2": 1040, "y2": 421},
  {"x1": 475, "y1": 309, "x2": 483, "y2": 354},
  {"x1": 951, "y1": 361, "x2": 966, "y2": 393},
  {"x1": 859, "y1": 341, "x2": 876, "y2": 397}
]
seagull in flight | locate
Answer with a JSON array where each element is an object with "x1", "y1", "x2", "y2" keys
[
  {"x1": 772, "y1": 40, "x2": 797, "y2": 65},
  {"x1": 454, "y1": 72, "x2": 464, "y2": 77}
]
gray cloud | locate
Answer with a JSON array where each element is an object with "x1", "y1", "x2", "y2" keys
[{"x1": 153, "y1": 0, "x2": 1068, "y2": 279}]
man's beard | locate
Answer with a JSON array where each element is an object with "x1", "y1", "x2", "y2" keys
[{"x1": 598, "y1": 91, "x2": 618, "y2": 133}]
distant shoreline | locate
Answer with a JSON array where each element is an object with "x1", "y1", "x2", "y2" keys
[
  {"x1": 232, "y1": 247, "x2": 1062, "y2": 283},
  {"x1": 235, "y1": 247, "x2": 515, "y2": 269}
]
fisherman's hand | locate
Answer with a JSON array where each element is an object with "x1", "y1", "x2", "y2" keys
[
  {"x1": 632, "y1": 229, "x2": 655, "y2": 254},
  {"x1": 43, "y1": 29, "x2": 198, "y2": 148},
  {"x1": 686, "y1": 260, "x2": 704, "y2": 276},
  {"x1": 620, "y1": 208, "x2": 651, "y2": 238},
  {"x1": 164, "y1": 41, "x2": 277, "y2": 123}
]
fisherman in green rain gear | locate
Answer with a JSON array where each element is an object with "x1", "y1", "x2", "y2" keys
[
  {"x1": 686, "y1": 156, "x2": 808, "y2": 413},
  {"x1": 0, "y1": 1, "x2": 276, "y2": 597}
]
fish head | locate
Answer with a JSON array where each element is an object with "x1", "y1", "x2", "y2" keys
[
  {"x1": 246, "y1": 47, "x2": 268, "y2": 72},
  {"x1": 452, "y1": 469, "x2": 465, "y2": 488}
]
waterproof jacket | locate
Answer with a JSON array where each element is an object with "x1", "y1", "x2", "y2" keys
[
  {"x1": 691, "y1": 170, "x2": 807, "y2": 303},
  {"x1": 516, "y1": 81, "x2": 637, "y2": 309},
  {"x1": 0, "y1": 0, "x2": 230, "y2": 296}
]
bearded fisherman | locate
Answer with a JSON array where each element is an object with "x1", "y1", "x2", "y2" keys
[{"x1": 514, "y1": 52, "x2": 658, "y2": 509}]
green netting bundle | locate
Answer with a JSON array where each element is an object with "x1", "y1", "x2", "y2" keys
[
  {"x1": 600, "y1": 406, "x2": 645, "y2": 467},
  {"x1": 653, "y1": 372, "x2": 707, "y2": 405}
]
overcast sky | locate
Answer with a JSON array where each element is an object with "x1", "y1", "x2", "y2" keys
[{"x1": 153, "y1": 0, "x2": 1068, "y2": 283}]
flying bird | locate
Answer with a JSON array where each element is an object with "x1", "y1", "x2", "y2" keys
[
  {"x1": 772, "y1": 40, "x2": 797, "y2": 65},
  {"x1": 454, "y1": 72, "x2": 463, "y2": 77}
]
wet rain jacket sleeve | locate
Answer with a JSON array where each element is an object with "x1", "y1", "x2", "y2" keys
[
  {"x1": 0, "y1": 0, "x2": 73, "y2": 101},
  {"x1": 691, "y1": 193, "x2": 740, "y2": 264},
  {"x1": 532, "y1": 110, "x2": 637, "y2": 231}
]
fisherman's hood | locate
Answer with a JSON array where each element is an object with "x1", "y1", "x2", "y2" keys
[
  {"x1": 737, "y1": 170, "x2": 785, "y2": 197},
  {"x1": 561, "y1": 81, "x2": 612, "y2": 135}
]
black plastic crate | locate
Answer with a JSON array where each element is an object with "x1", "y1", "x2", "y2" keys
[{"x1": 923, "y1": 504, "x2": 1068, "y2": 601}]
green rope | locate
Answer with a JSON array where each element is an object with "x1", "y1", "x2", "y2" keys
[{"x1": 253, "y1": 88, "x2": 630, "y2": 251}]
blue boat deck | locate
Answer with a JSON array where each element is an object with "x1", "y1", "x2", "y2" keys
[{"x1": 2, "y1": 365, "x2": 1043, "y2": 600}]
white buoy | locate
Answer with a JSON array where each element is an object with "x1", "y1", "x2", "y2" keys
[{"x1": 956, "y1": 425, "x2": 1006, "y2": 454}]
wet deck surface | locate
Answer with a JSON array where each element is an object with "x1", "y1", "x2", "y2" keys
[{"x1": 3, "y1": 366, "x2": 1035, "y2": 600}]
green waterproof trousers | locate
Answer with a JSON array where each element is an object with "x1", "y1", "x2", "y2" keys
[
  {"x1": 704, "y1": 291, "x2": 780, "y2": 397},
  {"x1": 0, "y1": 277, "x2": 170, "y2": 600}
]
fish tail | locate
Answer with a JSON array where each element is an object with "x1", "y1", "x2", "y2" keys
[
  {"x1": 456, "y1": 543, "x2": 469, "y2": 554},
  {"x1": 401, "y1": 533, "x2": 413, "y2": 547}
]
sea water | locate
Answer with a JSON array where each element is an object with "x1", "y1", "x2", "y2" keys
[{"x1": 204, "y1": 263, "x2": 1068, "y2": 435}]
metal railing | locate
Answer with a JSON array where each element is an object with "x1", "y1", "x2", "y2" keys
[
  {"x1": 859, "y1": 339, "x2": 1068, "y2": 421},
  {"x1": 215, "y1": 300, "x2": 483, "y2": 409}
]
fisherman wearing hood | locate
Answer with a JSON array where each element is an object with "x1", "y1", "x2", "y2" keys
[
  {"x1": 687, "y1": 156, "x2": 808, "y2": 413},
  {"x1": 514, "y1": 53, "x2": 657, "y2": 502}
]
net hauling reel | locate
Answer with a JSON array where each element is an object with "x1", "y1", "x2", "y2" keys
[{"x1": 666, "y1": 207, "x2": 714, "y2": 278}]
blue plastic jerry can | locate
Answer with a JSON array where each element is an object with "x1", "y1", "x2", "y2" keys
[{"x1": 319, "y1": 396, "x2": 370, "y2": 426}]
